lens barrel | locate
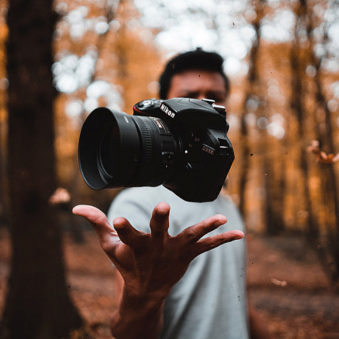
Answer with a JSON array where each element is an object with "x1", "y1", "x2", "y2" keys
[{"x1": 78, "y1": 107, "x2": 178, "y2": 190}]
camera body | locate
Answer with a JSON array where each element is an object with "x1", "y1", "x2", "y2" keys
[{"x1": 78, "y1": 97, "x2": 234, "y2": 202}]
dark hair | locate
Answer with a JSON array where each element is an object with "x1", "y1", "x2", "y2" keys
[{"x1": 158, "y1": 48, "x2": 230, "y2": 99}]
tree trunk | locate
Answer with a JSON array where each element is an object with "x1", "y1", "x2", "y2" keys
[
  {"x1": 309, "y1": 30, "x2": 339, "y2": 284},
  {"x1": 263, "y1": 144, "x2": 286, "y2": 235},
  {"x1": 0, "y1": 117, "x2": 9, "y2": 229},
  {"x1": 289, "y1": 0, "x2": 319, "y2": 239},
  {"x1": 238, "y1": 1, "x2": 263, "y2": 217},
  {"x1": 0, "y1": 0, "x2": 84, "y2": 338}
]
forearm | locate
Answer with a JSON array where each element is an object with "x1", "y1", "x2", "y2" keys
[{"x1": 111, "y1": 288, "x2": 166, "y2": 339}]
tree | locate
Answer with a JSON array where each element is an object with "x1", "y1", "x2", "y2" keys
[
  {"x1": 0, "y1": 5, "x2": 8, "y2": 229},
  {"x1": 0, "y1": 0, "x2": 84, "y2": 337},
  {"x1": 303, "y1": 0, "x2": 339, "y2": 285},
  {"x1": 238, "y1": 0, "x2": 264, "y2": 217}
]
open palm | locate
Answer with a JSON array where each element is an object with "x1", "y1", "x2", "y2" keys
[{"x1": 73, "y1": 202, "x2": 244, "y2": 298}]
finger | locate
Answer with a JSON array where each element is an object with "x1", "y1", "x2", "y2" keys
[
  {"x1": 149, "y1": 202, "x2": 170, "y2": 239},
  {"x1": 113, "y1": 217, "x2": 147, "y2": 249},
  {"x1": 192, "y1": 230, "x2": 244, "y2": 257},
  {"x1": 72, "y1": 204, "x2": 117, "y2": 248},
  {"x1": 180, "y1": 214, "x2": 227, "y2": 243}
]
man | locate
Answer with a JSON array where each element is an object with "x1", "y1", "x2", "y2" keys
[{"x1": 73, "y1": 49, "x2": 267, "y2": 338}]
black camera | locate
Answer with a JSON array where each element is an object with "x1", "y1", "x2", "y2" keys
[{"x1": 78, "y1": 97, "x2": 234, "y2": 202}]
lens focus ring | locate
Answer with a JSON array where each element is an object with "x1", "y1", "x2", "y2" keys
[{"x1": 134, "y1": 116, "x2": 153, "y2": 166}]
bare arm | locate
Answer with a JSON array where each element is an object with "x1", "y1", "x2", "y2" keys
[{"x1": 73, "y1": 202, "x2": 244, "y2": 339}]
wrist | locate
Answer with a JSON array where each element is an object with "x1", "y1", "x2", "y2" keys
[
  {"x1": 112, "y1": 288, "x2": 166, "y2": 339},
  {"x1": 123, "y1": 278, "x2": 171, "y2": 303},
  {"x1": 120, "y1": 286, "x2": 166, "y2": 312}
]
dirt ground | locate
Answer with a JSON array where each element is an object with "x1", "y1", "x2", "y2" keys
[{"x1": 0, "y1": 229, "x2": 339, "y2": 338}]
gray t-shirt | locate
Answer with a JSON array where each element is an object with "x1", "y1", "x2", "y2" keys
[{"x1": 107, "y1": 186, "x2": 249, "y2": 339}]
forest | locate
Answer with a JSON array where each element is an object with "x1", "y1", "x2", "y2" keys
[{"x1": 0, "y1": 0, "x2": 338, "y2": 338}]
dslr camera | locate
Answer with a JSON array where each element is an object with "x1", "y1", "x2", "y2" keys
[{"x1": 78, "y1": 97, "x2": 234, "y2": 202}]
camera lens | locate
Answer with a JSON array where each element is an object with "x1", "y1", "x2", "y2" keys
[
  {"x1": 78, "y1": 107, "x2": 178, "y2": 190},
  {"x1": 97, "y1": 128, "x2": 117, "y2": 182}
]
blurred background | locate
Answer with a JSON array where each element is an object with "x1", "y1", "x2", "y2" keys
[{"x1": 0, "y1": 0, "x2": 338, "y2": 338}]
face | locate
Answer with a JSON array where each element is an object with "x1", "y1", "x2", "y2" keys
[{"x1": 166, "y1": 70, "x2": 227, "y2": 105}]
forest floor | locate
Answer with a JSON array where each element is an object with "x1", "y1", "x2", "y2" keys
[{"x1": 0, "y1": 229, "x2": 339, "y2": 338}]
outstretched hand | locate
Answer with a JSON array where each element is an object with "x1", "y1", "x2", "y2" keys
[{"x1": 73, "y1": 202, "x2": 244, "y2": 299}]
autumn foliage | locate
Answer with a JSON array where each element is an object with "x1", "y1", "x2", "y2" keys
[{"x1": 0, "y1": 0, "x2": 338, "y2": 336}]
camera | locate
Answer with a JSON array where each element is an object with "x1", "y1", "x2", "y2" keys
[{"x1": 78, "y1": 97, "x2": 234, "y2": 202}]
